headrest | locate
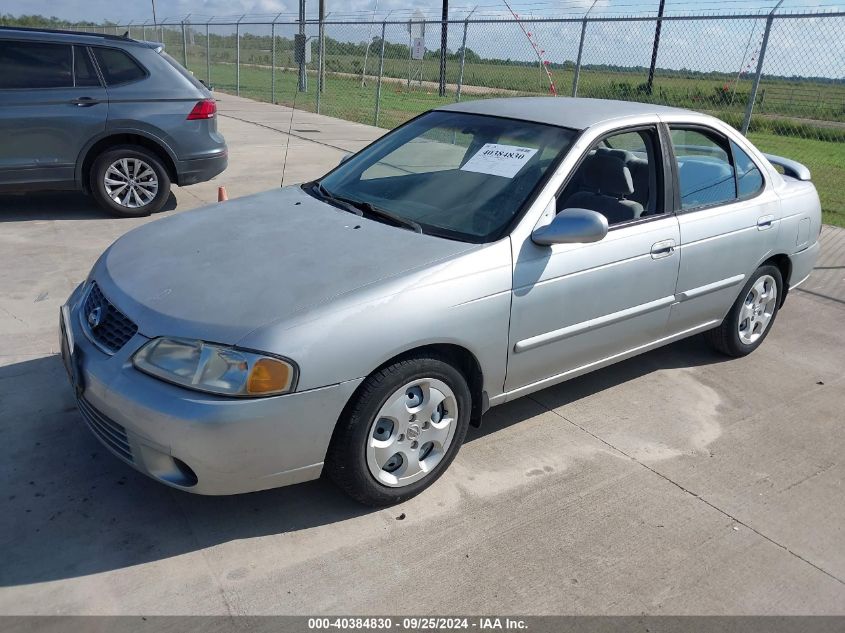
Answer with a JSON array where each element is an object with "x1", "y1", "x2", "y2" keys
[
  {"x1": 581, "y1": 153, "x2": 635, "y2": 197},
  {"x1": 599, "y1": 147, "x2": 633, "y2": 163}
]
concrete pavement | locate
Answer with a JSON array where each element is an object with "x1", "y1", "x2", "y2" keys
[{"x1": 0, "y1": 94, "x2": 843, "y2": 615}]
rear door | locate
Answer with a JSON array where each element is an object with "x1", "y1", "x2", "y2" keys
[
  {"x1": 0, "y1": 40, "x2": 107, "y2": 189},
  {"x1": 663, "y1": 124, "x2": 778, "y2": 334}
]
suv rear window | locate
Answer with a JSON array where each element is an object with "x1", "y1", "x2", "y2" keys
[
  {"x1": 159, "y1": 50, "x2": 207, "y2": 90},
  {"x1": 92, "y1": 47, "x2": 146, "y2": 85},
  {"x1": 0, "y1": 41, "x2": 73, "y2": 89}
]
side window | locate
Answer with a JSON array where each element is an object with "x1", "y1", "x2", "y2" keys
[
  {"x1": 669, "y1": 128, "x2": 737, "y2": 209},
  {"x1": 731, "y1": 141, "x2": 764, "y2": 199},
  {"x1": 558, "y1": 127, "x2": 660, "y2": 226},
  {"x1": 0, "y1": 41, "x2": 73, "y2": 89},
  {"x1": 74, "y1": 46, "x2": 101, "y2": 87},
  {"x1": 92, "y1": 48, "x2": 146, "y2": 85}
]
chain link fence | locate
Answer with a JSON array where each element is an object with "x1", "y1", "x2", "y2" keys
[{"x1": 64, "y1": 11, "x2": 844, "y2": 221}]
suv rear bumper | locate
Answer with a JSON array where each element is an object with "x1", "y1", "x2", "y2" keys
[{"x1": 176, "y1": 148, "x2": 228, "y2": 186}]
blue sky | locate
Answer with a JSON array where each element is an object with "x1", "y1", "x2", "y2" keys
[
  {"x1": 3, "y1": 0, "x2": 841, "y2": 24},
  {"x1": 4, "y1": 0, "x2": 841, "y2": 77}
]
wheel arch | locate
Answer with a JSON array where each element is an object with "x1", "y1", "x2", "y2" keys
[
  {"x1": 339, "y1": 343, "x2": 487, "y2": 432},
  {"x1": 760, "y1": 253, "x2": 792, "y2": 307},
  {"x1": 77, "y1": 132, "x2": 179, "y2": 191}
]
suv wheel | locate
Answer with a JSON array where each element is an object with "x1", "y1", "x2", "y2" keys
[
  {"x1": 90, "y1": 146, "x2": 171, "y2": 217},
  {"x1": 325, "y1": 354, "x2": 472, "y2": 506}
]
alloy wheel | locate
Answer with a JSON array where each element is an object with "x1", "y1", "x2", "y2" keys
[
  {"x1": 738, "y1": 274, "x2": 778, "y2": 345},
  {"x1": 104, "y1": 158, "x2": 159, "y2": 209}
]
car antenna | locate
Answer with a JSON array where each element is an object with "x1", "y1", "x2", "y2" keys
[
  {"x1": 280, "y1": 13, "x2": 302, "y2": 188},
  {"x1": 280, "y1": 89, "x2": 299, "y2": 188}
]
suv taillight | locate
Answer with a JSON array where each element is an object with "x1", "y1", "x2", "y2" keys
[{"x1": 187, "y1": 99, "x2": 216, "y2": 120}]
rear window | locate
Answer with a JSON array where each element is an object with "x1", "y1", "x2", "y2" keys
[
  {"x1": 159, "y1": 51, "x2": 207, "y2": 90},
  {"x1": 0, "y1": 41, "x2": 73, "y2": 89},
  {"x1": 92, "y1": 47, "x2": 146, "y2": 85}
]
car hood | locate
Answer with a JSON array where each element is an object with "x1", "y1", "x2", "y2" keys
[{"x1": 92, "y1": 186, "x2": 476, "y2": 345}]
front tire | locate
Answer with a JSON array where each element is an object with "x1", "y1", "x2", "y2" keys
[
  {"x1": 90, "y1": 145, "x2": 171, "y2": 217},
  {"x1": 705, "y1": 265, "x2": 783, "y2": 357},
  {"x1": 326, "y1": 355, "x2": 472, "y2": 506}
]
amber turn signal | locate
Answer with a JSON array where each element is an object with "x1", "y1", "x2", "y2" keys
[{"x1": 246, "y1": 357, "x2": 293, "y2": 394}]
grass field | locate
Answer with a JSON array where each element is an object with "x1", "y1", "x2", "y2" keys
[{"x1": 206, "y1": 62, "x2": 845, "y2": 227}]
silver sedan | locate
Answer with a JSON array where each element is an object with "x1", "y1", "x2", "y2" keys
[{"x1": 61, "y1": 97, "x2": 821, "y2": 505}]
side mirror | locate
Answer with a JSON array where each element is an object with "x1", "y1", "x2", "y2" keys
[
  {"x1": 531, "y1": 208, "x2": 609, "y2": 246},
  {"x1": 338, "y1": 152, "x2": 353, "y2": 166}
]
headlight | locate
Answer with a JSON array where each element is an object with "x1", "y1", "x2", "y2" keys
[{"x1": 133, "y1": 338, "x2": 297, "y2": 397}]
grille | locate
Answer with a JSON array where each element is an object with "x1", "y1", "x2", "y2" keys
[
  {"x1": 82, "y1": 282, "x2": 138, "y2": 354},
  {"x1": 77, "y1": 397, "x2": 133, "y2": 463}
]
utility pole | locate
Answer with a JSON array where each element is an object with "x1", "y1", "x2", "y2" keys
[
  {"x1": 645, "y1": 0, "x2": 666, "y2": 95},
  {"x1": 438, "y1": 0, "x2": 448, "y2": 96},
  {"x1": 298, "y1": 0, "x2": 307, "y2": 92},
  {"x1": 318, "y1": 0, "x2": 326, "y2": 94},
  {"x1": 151, "y1": 0, "x2": 157, "y2": 25},
  {"x1": 361, "y1": 0, "x2": 380, "y2": 87}
]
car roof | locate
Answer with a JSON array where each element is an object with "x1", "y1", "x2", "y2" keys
[
  {"x1": 437, "y1": 97, "x2": 695, "y2": 130},
  {"x1": 0, "y1": 26, "x2": 159, "y2": 49}
]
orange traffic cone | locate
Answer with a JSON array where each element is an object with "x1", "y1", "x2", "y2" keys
[{"x1": 217, "y1": 186, "x2": 228, "y2": 202}]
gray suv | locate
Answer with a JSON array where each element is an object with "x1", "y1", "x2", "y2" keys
[{"x1": 0, "y1": 27, "x2": 227, "y2": 216}]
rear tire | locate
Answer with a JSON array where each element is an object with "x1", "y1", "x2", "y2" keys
[
  {"x1": 90, "y1": 145, "x2": 171, "y2": 217},
  {"x1": 325, "y1": 354, "x2": 472, "y2": 506},
  {"x1": 705, "y1": 265, "x2": 782, "y2": 357}
]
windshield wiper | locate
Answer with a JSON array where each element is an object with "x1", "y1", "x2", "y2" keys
[
  {"x1": 312, "y1": 181, "x2": 363, "y2": 217},
  {"x1": 352, "y1": 200, "x2": 423, "y2": 234},
  {"x1": 310, "y1": 182, "x2": 422, "y2": 234}
]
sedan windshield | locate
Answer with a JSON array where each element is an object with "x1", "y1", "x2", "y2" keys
[{"x1": 317, "y1": 111, "x2": 577, "y2": 242}]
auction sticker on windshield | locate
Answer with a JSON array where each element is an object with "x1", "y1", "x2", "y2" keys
[{"x1": 460, "y1": 143, "x2": 538, "y2": 178}]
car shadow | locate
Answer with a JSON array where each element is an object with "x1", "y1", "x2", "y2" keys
[
  {"x1": 0, "y1": 191, "x2": 177, "y2": 222},
  {"x1": 0, "y1": 335, "x2": 728, "y2": 587}
]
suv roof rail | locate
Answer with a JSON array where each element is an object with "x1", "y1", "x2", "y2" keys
[{"x1": 0, "y1": 25, "x2": 137, "y2": 42}]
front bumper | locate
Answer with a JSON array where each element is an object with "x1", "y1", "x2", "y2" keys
[{"x1": 61, "y1": 283, "x2": 362, "y2": 495}]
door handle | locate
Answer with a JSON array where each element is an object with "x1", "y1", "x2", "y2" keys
[
  {"x1": 651, "y1": 239, "x2": 676, "y2": 259},
  {"x1": 71, "y1": 97, "x2": 100, "y2": 107},
  {"x1": 757, "y1": 215, "x2": 774, "y2": 230}
]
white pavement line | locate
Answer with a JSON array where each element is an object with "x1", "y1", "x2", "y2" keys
[{"x1": 529, "y1": 388, "x2": 845, "y2": 588}]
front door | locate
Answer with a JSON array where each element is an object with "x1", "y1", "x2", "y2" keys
[
  {"x1": 506, "y1": 125, "x2": 681, "y2": 395},
  {"x1": 0, "y1": 41, "x2": 107, "y2": 188}
]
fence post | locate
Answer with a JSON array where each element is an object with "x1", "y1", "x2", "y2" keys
[
  {"x1": 407, "y1": 20, "x2": 413, "y2": 89},
  {"x1": 374, "y1": 22, "x2": 387, "y2": 127},
  {"x1": 271, "y1": 22, "x2": 276, "y2": 103},
  {"x1": 572, "y1": 19, "x2": 588, "y2": 97},
  {"x1": 206, "y1": 23, "x2": 211, "y2": 86},
  {"x1": 742, "y1": 1, "x2": 783, "y2": 134},
  {"x1": 181, "y1": 20, "x2": 189, "y2": 68},
  {"x1": 160, "y1": 25, "x2": 165, "y2": 46},
  {"x1": 142, "y1": 24, "x2": 147, "y2": 41},
  {"x1": 128, "y1": 25, "x2": 132, "y2": 38},
  {"x1": 236, "y1": 21, "x2": 241, "y2": 96},
  {"x1": 456, "y1": 19, "x2": 469, "y2": 102},
  {"x1": 572, "y1": 1, "x2": 598, "y2": 98}
]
